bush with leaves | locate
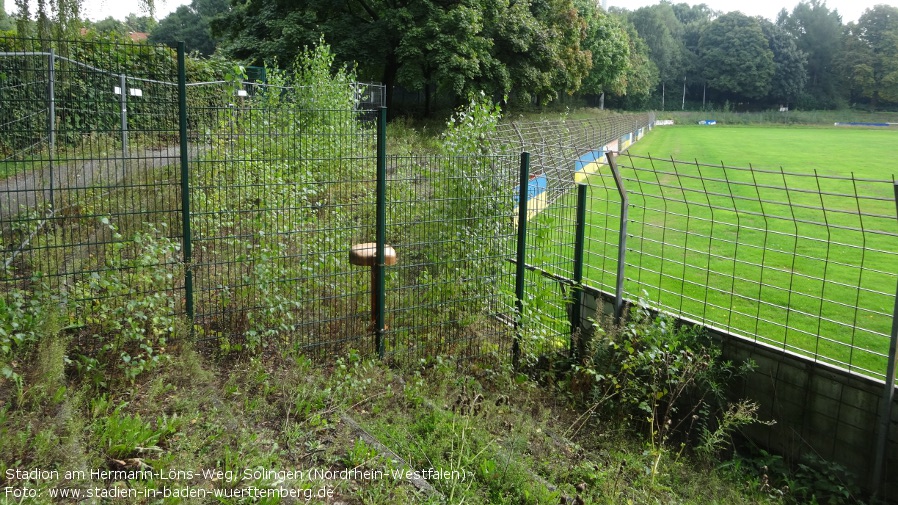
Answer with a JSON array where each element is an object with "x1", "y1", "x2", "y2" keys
[
  {"x1": 574, "y1": 298, "x2": 760, "y2": 457},
  {"x1": 437, "y1": 94, "x2": 511, "y2": 301},
  {"x1": 388, "y1": 93, "x2": 516, "y2": 348},
  {"x1": 191, "y1": 40, "x2": 371, "y2": 352},
  {"x1": 69, "y1": 219, "x2": 181, "y2": 384},
  {"x1": 0, "y1": 288, "x2": 58, "y2": 399}
]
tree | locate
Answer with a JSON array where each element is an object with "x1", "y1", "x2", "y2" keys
[
  {"x1": 92, "y1": 16, "x2": 128, "y2": 36},
  {"x1": 671, "y1": 2, "x2": 716, "y2": 25},
  {"x1": 760, "y1": 20, "x2": 808, "y2": 107},
  {"x1": 212, "y1": 0, "x2": 399, "y2": 107},
  {"x1": 834, "y1": 5, "x2": 898, "y2": 108},
  {"x1": 672, "y1": 3, "x2": 715, "y2": 106},
  {"x1": 699, "y1": 12, "x2": 775, "y2": 102},
  {"x1": 150, "y1": 0, "x2": 228, "y2": 56},
  {"x1": 0, "y1": 3, "x2": 15, "y2": 32},
  {"x1": 213, "y1": 0, "x2": 592, "y2": 112},
  {"x1": 486, "y1": 0, "x2": 591, "y2": 105},
  {"x1": 395, "y1": 2, "x2": 497, "y2": 114},
  {"x1": 575, "y1": 0, "x2": 631, "y2": 101},
  {"x1": 833, "y1": 22, "x2": 875, "y2": 105},
  {"x1": 776, "y1": 0, "x2": 843, "y2": 107},
  {"x1": 124, "y1": 14, "x2": 157, "y2": 33},
  {"x1": 605, "y1": 21, "x2": 659, "y2": 109},
  {"x1": 11, "y1": 0, "x2": 154, "y2": 38},
  {"x1": 626, "y1": 3, "x2": 688, "y2": 109}
]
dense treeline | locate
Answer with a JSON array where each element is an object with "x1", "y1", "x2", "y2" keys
[
  {"x1": 5, "y1": 0, "x2": 898, "y2": 113},
  {"x1": 616, "y1": 0, "x2": 898, "y2": 111},
  {"x1": 208, "y1": 0, "x2": 648, "y2": 113}
]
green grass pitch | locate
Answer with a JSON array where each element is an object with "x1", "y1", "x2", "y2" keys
[{"x1": 561, "y1": 125, "x2": 898, "y2": 378}]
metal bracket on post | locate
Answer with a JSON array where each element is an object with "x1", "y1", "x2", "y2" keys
[
  {"x1": 871, "y1": 181, "x2": 898, "y2": 497},
  {"x1": 606, "y1": 151, "x2": 628, "y2": 322},
  {"x1": 349, "y1": 243, "x2": 397, "y2": 357}
]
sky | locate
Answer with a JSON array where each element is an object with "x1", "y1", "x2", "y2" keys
[
  {"x1": 2, "y1": 0, "x2": 183, "y2": 21},
  {"x1": 5, "y1": 0, "x2": 898, "y2": 24}
]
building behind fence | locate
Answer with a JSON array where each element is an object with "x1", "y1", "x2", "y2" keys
[{"x1": 1, "y1": 38, "x2": 896, "y2": 498}]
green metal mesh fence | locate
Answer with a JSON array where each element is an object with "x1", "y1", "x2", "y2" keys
[
  {"x1": 0, "y1": 38, "x2": 186, "y2": 347},
  {"x1": 0, "y1": 38, "x2": 518, "y2": 365},
  {"x1": 384, "y1": 154, "x2": 519, "y2": 363},
  {"x1": 498, "y1": 115, "x2": 898, "y2": 381},
  {"x1": 188, "y1": 98, "x2": 379, "y2": 356},
  {"x1": 491, "y1": 115, "x2": 656, "y2": 361},
  {"x1": 8, "y1": 38, "x2": 891, "y2": 381}
]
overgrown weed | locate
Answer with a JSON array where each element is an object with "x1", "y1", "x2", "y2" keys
[{"x1": 2, "y1": 326, "x2": 847, "y2": 504}]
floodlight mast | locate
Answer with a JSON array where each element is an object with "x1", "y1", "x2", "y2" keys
[{"x1": 682, "y1": 76, "x2": 686, "y2": 110}]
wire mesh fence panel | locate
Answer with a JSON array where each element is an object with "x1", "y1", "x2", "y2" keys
[
  {"x1": 0, "y1": 38, "x2": 398, "y2": 365},
  {"x1": 0, "y1": 37, "x2": 528, "y2": 367},
  {"x1": 495, "y1": 114, "x2": 897, "y2": 379},
  {"x1": 0, "y1": 47, "x2": 51, "y2": 174},
  {"x1": 0, "y1": 38, "x2": 186, "y2": 360},
  {"x1": 188, "y1": 89, "x2": 379, "y2": 357},
  {"x1": 597, "y1": 153, "x2": 898, "y2": 379},
  {"x1": 491, "y1": 114, "x2": 655, "y2": 359},
  {"x1": 383, "y1": 154, "x2": 519, "y2": 365},
  {"x1": 494, "y1": 115, "x2": 652, "y2": 207}
]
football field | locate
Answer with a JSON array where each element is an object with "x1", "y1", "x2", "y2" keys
[
  {"x1": 628, "y1": 125, "x2": 898, "y2": 176},
  {"x1": 573, "y1": 125, "x2": 898, "y2": 377}
]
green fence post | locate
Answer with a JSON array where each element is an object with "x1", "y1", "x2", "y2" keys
[
  {"x1": 47, "y1": 49, "x2": 55, "y2": 210},
  {"x1": 177, "y1": 42, "x2": 194, "y2": 324},
  {"x1": 375, "y1": 107, "x2": 387, "y2": 358},
  {"x1": 571, "y1": 183, "x2": 587, "y2": 357},
  {"x1": 513, "y1": 152, "x2": 530, "y2": 369}
]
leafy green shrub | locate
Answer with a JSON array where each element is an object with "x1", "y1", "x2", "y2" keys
[
  {"x1": 438, "y1": 94, "x2": 511, "y2": 275},
  {"x1": 69, "y1": 219, "x2": 181, "y2": 383},
  {"x1": 574, "y1": 297, "x2": 759, "y2": 456},
  {"x1": 0, "y1": 289, "x2": 60, "y2": 401},
  {"x1": 91, "y1": 396, "x2": 181, "y2": 459},
  {"x1": 190, "y1": 40, "x2": 370, "y2": 352},
  {"x1": 730, "y1": 449, "x2": 863, "y2": 505}
]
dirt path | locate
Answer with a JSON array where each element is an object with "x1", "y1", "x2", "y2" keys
[{"x1": 0, "y1": 144, "x2": 203, "y2": 223}]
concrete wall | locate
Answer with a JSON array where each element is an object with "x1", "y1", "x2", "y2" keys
[
  {"x1": 579, "y1": 289, "x2": 898, "y2": 500},
  {"x1": 716, "y1": 329, "x2": 898, "y2": 500}
]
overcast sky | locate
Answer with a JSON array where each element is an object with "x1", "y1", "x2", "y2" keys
[{"x1": 6, "y1": 0, "x2": 898, "y2": 25}]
